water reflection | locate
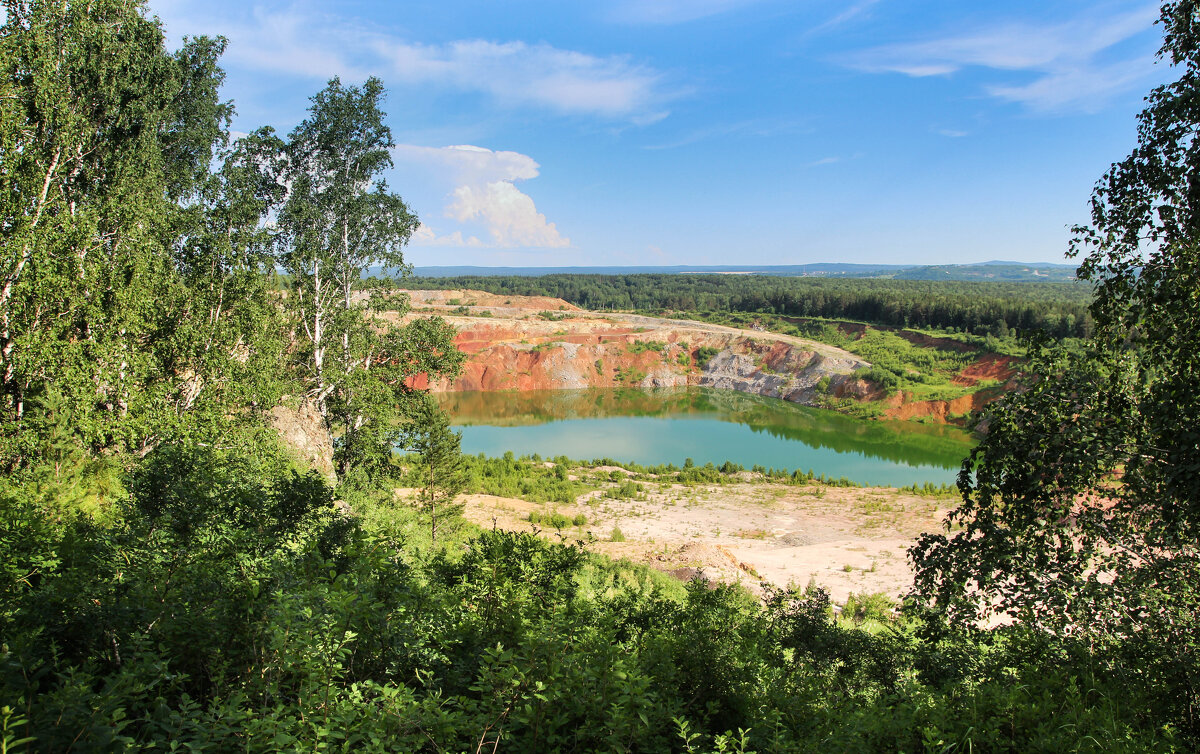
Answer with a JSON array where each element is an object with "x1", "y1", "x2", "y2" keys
[{"x1": 437, "y1": 388, "x2": 975, "y2": 486}]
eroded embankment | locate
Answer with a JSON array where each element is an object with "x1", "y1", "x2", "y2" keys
[
  {"x1": 388, "y1": 290, "x2": 870, "y2": 407},
  {"x1": 384, "y1": 289, "x2": 1018, "y2": 422}
]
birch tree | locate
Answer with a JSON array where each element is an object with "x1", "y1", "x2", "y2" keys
[
  {"x1": 275, "y1": 77, "x2": 416, "y2": 413},
  {"x1": 274, "y1": 78, "x2": 460, "y2": 480},
  {"x1": 0, "y1": 1, "x2": 266, "y2": 465}
]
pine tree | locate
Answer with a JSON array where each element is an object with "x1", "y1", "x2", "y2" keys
[{"x1": 410, "y1": 404, "x2": 468, "y2": 543}]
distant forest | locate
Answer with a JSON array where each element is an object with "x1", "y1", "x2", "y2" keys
[{"x1": 379, "y1": 274, "x2": 1095, "y2": 338}]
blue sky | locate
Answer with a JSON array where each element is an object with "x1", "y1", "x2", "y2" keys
[{"x1": 151, "y1": 0, "x2": 1170, "y2": 267}]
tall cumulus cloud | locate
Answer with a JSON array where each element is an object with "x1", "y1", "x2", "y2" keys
[{"x1": 395, "y1": 145, "x2": 569, "y2": 249}]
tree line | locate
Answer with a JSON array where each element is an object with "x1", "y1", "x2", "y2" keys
[{"x1": 385, "y1": 274, "x2": 1095, "y2": 338}]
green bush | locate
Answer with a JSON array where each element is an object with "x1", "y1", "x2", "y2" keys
[
  {"x1": 841, "y1": 591, "x2": 897, "y2": 624},
  {"x1": 695, "y1": 346, "x2": 721, "y2": 368},
  {"x1": 628, "y1": 339, "x2": 665, "y2": 354}
]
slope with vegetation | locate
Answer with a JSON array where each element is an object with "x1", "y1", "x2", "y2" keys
[{"x1": 2, "y1": 1, "x2": 1198, "y2": 752}]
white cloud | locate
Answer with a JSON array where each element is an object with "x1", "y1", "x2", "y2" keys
[
  {"x1": 397, "y1": 145, "x2": 570, "y2": 249},
  {"x1": 448, "y1": 182, "x2": 569, "y2": 248},
  {"x1": 846, "y1": 3, "x2": 1161, "y2": 112},
  {"x1": 412, "y1": 224, "x2": 485, "y2": 248},
  {"x1": 152, "y1": 3, "x2": 669, "y2": 121},
  {"x1": 394, "y1": 144, "x2": 541, "y2": 183},
  {"x1": 986, "y1": 56, "x2": 1156, "y2": 113},
  {"x1": 376, "y1": 40, "x2": 666, "y2": 118}
]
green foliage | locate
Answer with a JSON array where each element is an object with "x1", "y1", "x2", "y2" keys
[
  {"x1": 604, "y1": 480, "x2": 645, "y2": 499},
  {"x1": 840, "y1": 591, "x2": 897, "y2": 625},
  {"x1": 272, "y1": 77, "x2": 463, "y2": 481},
  {"x1": 0, "y1": 2, "x2": 288, "y2": 468},
  {"x1": 911, "y1": 3, "x2": 1200, "y2": 741},
  {"x1": 628, "y1": 339, "x2": 665, "y2": 354},
  {"x1": 407, "y1": 400, "x2": 468, "y2": 543},
  {"x1": 527, "y1": 510, "x2": 584, "y2": 529},
  {"x1": 1, "y1": 3, "x2": 1194, "y2": 751},
  {"x1": 389, "y1": 273, "x2": 1094, "y2": 338},
  {"x1": 0, "y1": 436, "x2": 1182, "y2": 751},
  {"x1": 899, "y1": 481, "x2": 956, "y2": 496},
  {"x1": 695, "y1": 346, "x2": 721, "y2": 368},
  {"x1": 400, "y1": 452, "x2": 599, "y2": 504}
]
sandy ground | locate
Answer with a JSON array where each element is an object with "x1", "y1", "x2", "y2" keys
[{"x1": 399, "y1": 477, "x2": 954, "y2": 604}]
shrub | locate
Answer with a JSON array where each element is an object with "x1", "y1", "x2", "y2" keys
[
  {"x1": 694, "y1": 346, "x2": 720, "y2": 368},
  {"x1": 842, "y1": 591, "x2": 897, "y2": 624},
  {"x1": 628, "y1": 340, "x2": 665, "y2": 354}
]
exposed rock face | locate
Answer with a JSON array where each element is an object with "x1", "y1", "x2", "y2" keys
[
  {"x1": 392, "y1": 296, "x2": 871, "y2": 409},
  {"x1": 698, "y1": 345, "x2": 865, "y2": 403},
  {"x1": 385, "y1": 290, "x2": 1017, "y2": 424},
  {"x1": 267, "y1": 399, "x2": 336, "y2": 484}
]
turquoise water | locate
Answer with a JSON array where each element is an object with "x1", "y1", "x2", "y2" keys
[{"x1": 437, "y1": 388, "x2": 974, "y2": 487}]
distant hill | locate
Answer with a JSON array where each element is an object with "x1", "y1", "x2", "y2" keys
[
  {"x1": 893, "y1": 263, "x2": 1077, "y2": 282},
  {"x1": 406, "y1": 263, "x2": 908, "y2": 278},
  {"x1": 401, "y1": 261, "x2": 1077, "y2": 282}
]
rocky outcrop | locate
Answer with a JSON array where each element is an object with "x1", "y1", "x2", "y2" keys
[
  {"x1": 699, "y1": 344, "x2": 866, "y2": 403},
  {"x1": 267, "y1": 399, "x2": 336, "y2": 484},
  {"x1": 410, "y1": 308, "x2": 870, "y2": 409}
]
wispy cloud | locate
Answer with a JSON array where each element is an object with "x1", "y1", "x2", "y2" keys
[
  {"x1": 608, "y1": 0, "x2": 765, "y2": 25},
  {"x1": 154, "y1": 4, "x2": 671, "y2": 122},
  {"x1": 803, "y1": 0, "x2": 882, "y2": 38},
  {"x1": 643, "y1": 118, "x2": 811, "y2": 150},
  {"x1": 395, "y1": 145, "x2": 570, "y2": 249},
  {"x1": 845, "y1": 3, "x2": 1161, "y2": 112},
  {"x1": 934, "y1": 128, "x2": 968, "y2": 138},
  {"x1": 375, "y1": 39, "x2": 667, "y2": 119}
]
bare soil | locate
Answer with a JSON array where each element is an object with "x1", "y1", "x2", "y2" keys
[{"x1": 409, "y1": 480, "x2": 954, "y2": 604}]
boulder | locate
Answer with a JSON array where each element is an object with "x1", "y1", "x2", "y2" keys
[{"x1": 267, "y1": 398, "x2": 336, "y2": 484}]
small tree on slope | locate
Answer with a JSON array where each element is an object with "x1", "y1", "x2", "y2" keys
[{"x1": 410, "y1": 402, "x2": 468, "y2": 544}]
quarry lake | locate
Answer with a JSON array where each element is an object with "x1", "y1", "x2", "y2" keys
[{"x1": 437, "y1": 388, "x2": 974, "y2": 487}]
